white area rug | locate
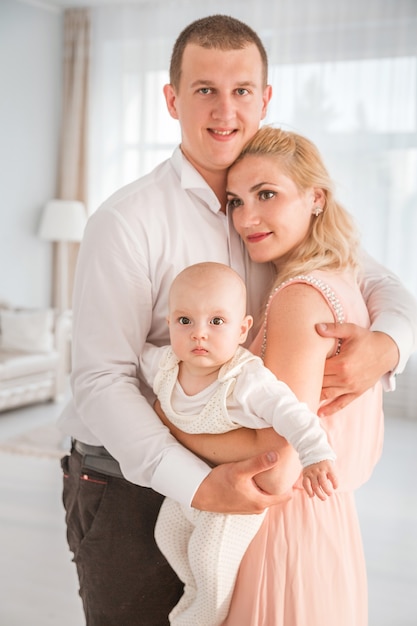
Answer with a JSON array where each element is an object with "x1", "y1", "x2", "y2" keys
[{"x1": 0, "y1": 422, "x2": 70, "y2": 459}]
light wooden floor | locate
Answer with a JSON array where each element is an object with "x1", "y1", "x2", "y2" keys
[{"x1": 0, "y1": 397, "x2": 416, "y2": 626}]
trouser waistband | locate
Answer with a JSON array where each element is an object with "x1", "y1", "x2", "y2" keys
[{"x1": 73, "y1": 439, "x2": 124, "y2": 479}]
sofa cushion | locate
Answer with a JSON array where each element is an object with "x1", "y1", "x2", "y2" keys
[
  {"x1": 0, "y1": 308, "x2": 55, "y2": 353},
  {"x1": 0, "y1": 350, "x2": 59, "y2": 381}
]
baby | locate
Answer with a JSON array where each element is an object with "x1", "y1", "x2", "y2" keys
[{"x1": 139, "y1": 261, "x2": 337, "y2": 626}]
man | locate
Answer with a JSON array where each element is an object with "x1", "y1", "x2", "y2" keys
[{"x1": 59, "y1": 15, "x2": 417, "y2": 625}]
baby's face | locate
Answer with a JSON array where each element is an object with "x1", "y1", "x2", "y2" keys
[{"x1": 168, "y1": 272, "x2": 252, "y2": 371}]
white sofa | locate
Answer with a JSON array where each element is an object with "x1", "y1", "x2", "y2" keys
[{"x1": 0, "y1": 302, "x2": 72, "y2": 412}]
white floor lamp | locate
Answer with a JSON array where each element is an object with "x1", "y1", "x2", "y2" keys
[{"x1": 39, "y1": 199, "x2": 87, "y2": 313}]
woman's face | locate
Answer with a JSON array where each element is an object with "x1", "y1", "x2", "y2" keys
[{"x1": 227, "y1": 154, "x2": 322, "y2": 267}]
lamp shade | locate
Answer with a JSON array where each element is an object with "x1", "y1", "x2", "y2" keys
[{"x1": 39, "y1": 199, "x2": 87, "y2": 242}]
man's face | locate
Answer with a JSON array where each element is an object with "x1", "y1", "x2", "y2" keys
[{"x1": 164, "y1": 43, "x2": 272, "y2": 184}]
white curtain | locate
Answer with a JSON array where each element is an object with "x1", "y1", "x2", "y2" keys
[{"x1": 88, "y1": 0, "x2": 417, "y2": 417}]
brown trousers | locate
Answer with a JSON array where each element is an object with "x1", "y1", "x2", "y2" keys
[{"x1": 61, "y1": 447, "x2": 183, "y2": 625}]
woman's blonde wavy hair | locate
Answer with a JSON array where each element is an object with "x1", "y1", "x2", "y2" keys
[{"x1": 233, "y1": 125, "x2": 361, "y2": 286}]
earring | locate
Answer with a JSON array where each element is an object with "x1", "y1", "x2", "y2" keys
[{"x1": 313, "y1": 206, "x2": 323, "y2": 216}]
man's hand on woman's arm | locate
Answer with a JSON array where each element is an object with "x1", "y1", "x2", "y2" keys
[
  {"x1": 317, "y1": 323, "x2": 399, "y2": 415},
  {"x1": 191, "y1": 451, "x2": 291, "y2": 514}
]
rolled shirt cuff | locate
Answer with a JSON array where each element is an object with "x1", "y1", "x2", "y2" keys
[
  {"x1": 370, "y1": 311, "x2": 416, "y2": 390},
  {"x1": 151, "y1": 445, "x2": 212, "y2": 508}
]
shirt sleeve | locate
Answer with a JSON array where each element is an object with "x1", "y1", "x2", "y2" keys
[
  {"x1": 359, "y1": 250, "x2": 417, "y2": 389},
  {"x1": 70, "y1": 208, "x2": 210, "y2": 507}
]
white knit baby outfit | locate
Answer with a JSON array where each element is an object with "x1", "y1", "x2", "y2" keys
[{"x1": 153, "y1": 347, "x2": 267, "y2": 626}]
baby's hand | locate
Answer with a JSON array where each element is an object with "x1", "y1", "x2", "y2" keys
[{"x1": 302, "y1": 460, "x2": 338, "y2": 501}]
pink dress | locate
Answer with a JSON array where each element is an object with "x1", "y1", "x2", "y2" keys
[{"x1": 223, "y1": 270, "x2": 384, "y2": 626}]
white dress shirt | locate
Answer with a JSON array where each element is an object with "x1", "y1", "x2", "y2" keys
[{"x1": 59, "y1": 146, "x2": 417, "y2": 507}]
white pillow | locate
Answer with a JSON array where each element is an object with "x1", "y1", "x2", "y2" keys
[{"x1": 0, "y1": 308, "x2": 55, "y2": 353}]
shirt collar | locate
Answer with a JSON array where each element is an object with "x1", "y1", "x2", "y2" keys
[{"x1": 171, "y1": 146, "x2": 222, "y2": 214}]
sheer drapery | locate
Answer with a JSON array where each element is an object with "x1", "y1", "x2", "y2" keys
[
  {"x1": 88, "y1": 0, "x2": 417, "y2": 416},
  {"x1": 55, "y1": 8, "x2": 90, "y2": 310}
]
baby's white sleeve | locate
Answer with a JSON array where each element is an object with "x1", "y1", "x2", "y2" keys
[{"x1": 138, "y1": 342, "x2": 166, "y2": 389}]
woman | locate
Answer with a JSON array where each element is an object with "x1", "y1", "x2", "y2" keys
[{"x1": 165, "y1": 126, "x2": 383, "y2": 625}]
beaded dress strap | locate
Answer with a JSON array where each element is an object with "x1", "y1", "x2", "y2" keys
[{"x1": 261, "y1": 274, "x2": 345, "y2": 360}]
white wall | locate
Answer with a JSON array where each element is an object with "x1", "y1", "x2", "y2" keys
[{"x1": 0, "y1": 0, "x2": 62, "y2": 308}]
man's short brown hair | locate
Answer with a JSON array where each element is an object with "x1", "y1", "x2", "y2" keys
[{"x1": 169, "y1": 14, "x2": 268, "y2": 90}]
